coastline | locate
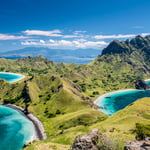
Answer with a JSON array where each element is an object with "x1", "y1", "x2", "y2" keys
[
  {"x1": 0, "y1": 72, "x2": 25, "y2": 83},
  {"x1": 145, "y1": 79, "x2": 150, "y2": 81},
  {"x1": 94, "y1": 89, "x2": 136, "y2": 105},
  {"x1": 94, "y1": 79, "x2": 150, "y2": 115},
  {"x1": 94, "y1": 78, "x2": 150, "y2": 105},
  {"x1": 0, "y1": 103, "x2": 46, "y2": 142}
]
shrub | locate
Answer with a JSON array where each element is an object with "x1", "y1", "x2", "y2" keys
[
  {"x1": 135, "y1": 123, "x2": 150, "y2": 140},
  {"x1": 92, "y1": 91, "x2": 100, "y2": 95}
]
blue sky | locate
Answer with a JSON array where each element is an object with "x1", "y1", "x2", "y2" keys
[{"x1": 0, "y1": 0, "x2": 150, "y2": 51}]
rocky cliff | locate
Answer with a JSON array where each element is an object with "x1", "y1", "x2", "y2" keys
[{"x1": 102, "y1": 35, "x2": 150, "y2": 56}]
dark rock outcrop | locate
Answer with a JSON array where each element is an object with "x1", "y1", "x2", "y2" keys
[
  {"x1": 135, "y1": 80, "x2": 150, "y2": 90},
  {"x1": 124, "y1": 137, "x2": 150, "y2": 150},
  {"x1": 71, "y1": 129, "x2": 103, "y2": 150},
  {"x1": 70, "y1": 129, "x2": 116, "y2": 150}
]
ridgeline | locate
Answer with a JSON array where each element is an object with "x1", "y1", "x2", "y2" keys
[{"x1": 0, "y1": 35, "x2": 150, "y2": 149}]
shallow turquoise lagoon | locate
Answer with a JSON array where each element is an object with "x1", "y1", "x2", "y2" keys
[
  {"x1": 0, "y1": 72, "x2": 24, "y2": 83},
  {"x1": 0, "y1": 105, "x2": 35, "y2": 150},
  {"x1": 96, "y1": 89, "x2": 150, "y2": 116}
]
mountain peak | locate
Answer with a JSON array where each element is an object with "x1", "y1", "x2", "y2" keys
[
  {"x1": 102, "y1": 40, "x2": 130, "y2": 55},
  {"x1": 102, "y1": 35, "x2": 150, "y2": 55}
]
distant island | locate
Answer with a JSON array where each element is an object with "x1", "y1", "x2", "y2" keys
[{"x1": 0, "y1": 47, "x2": 101, "y2": 64}]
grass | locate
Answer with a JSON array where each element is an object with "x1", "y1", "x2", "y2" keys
[
  {"x1": 90, "y1": 97, "x2": 150, "y2": 141},
  {"x1": 0, "y1": 54, "x2": 150, "y2": 149},
  {"x1": 23, "y1": 141, "x2": 70, "y2": 150}
]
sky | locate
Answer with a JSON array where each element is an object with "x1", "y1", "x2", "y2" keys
[{"x1": 0, "y1": 0, "x2": 150, "y2": 51}]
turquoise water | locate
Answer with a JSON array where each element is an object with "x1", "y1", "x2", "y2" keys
[
  {"x1": 145, "y1": 80, "x2": 150, "y2": 86},
  {"x1": 96, "y1": 89, "x2": 150, "y2": 116},
  {"x1": 0, "y1": 105, "x2": 35, "y2": 150},
  {"x1": 0, "y1": 73, "x2": 24, "y2": 83}
]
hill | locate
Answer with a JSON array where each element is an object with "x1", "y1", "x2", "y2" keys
[{"x1": 0, "y1": 35, "x2": 150, "y2": 149}]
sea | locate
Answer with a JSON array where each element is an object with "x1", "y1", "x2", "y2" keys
[
  {"x1": 0, "y1": 105, "x2": 35, "y2": 150},
  {"x1": 0, "y1": 72, "x2": 24, "y2": 83}
]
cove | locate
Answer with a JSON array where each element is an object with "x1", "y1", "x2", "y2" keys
[
  {"x1": 0, "y1": 72, "x2": 25, "y2": 83},
  {"x1": 0, "y1": 105, "x2": 35, "y2": 150},
  {"x1": 95, "y1": 88, "x2": 150, "y2": 116}
]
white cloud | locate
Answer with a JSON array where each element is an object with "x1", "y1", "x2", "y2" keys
[
  {"x1": 62, "y1": 31, "x2": 86, "y2": 39},
  {"x1": 141, "y1": 33, "x2": 150, "y2": 37},
  {"x1": 21, "y1": 41, "x2": 38, "y2": 45},
  {"x1": 93, "y1": 33, "x2": 150, "y2": 40},
  {"x1": 0, "y1": 34, "x2": 27, "y2": 40},
  {"x1": 24, "y1": 29, "x2": 62, "y2": 37},
  {"x1": 76, "y1": 41, "x2": 107, "y2": 49},
  {"x1": 63, "y1": 35, "x2": 81, "y2": 38},
  {"x1": 75, "y1": 39, "x2": 87, "y2": 42},
  {"x1": 40, "y1": 40, "x2": 45, "y2": 44},
  {"x1": 49, "y1": 39, "x2": 55, "y2": 43},
  {"x1": 23, "y1": 29, "x2": 87, "y2": 38},
  {"x1": 21, "y1": 39, "x2": 108, "y2": 49},
  {"x1": 94, "y1": 34, "x2": 136, "y2": 39}
]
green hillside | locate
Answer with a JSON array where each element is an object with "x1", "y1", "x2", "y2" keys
[
  {"x1": 24, "y1": 97, "x2": 150, "y2": 150},
  {"x1": 91, "y1": 97, "x2": 150, "y2": 141},
  {"x1": 0, "y1": 35, "x2": 150, "y2": 149}
]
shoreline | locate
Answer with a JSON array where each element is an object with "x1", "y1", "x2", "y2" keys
[
  {"x1": 94, "y1": 89, "x2": 137, "y2": 105},
  {"x1": 0, "y1": 103, "x2": 46, "y2": 142},
  {"x1": 0, "y1": 72, "x2": 25, "y2": 83},
  {"x1": 145, "y1": 79, "x2": 150, "y2": 81},
  {"x1": 94, "y1": 79, "x2": 150, "y2": 105},
  {"x1": 94, "y1": 79, "x2": 150, "y2": 115}
]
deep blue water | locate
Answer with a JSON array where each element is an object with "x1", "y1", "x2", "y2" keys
[
  {"x1": 0, "y1": 105, "x2": 35, "y2": 150},
  {"x1": 96, "y1": 88, "x2": 150, "y2": 116},
  {"x1": 0, "y1": 73, "x2": 24, "y2": 83}
]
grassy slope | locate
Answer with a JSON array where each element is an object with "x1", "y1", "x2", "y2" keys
[
  {"x1": 24, "y1": 97, "x2": 150, "y2": 150},
  {"x1": 23, "y1": 141, "x2": 70, "y2": 150},
  {"x1": 0, "y1": 62, "x2": 108, "y2": 149},
  {"x1": 90, "y1": 97, "x2": 150, "y2": 141},
  {"x1": 0, "y1": 51, "x2": 150, "y2": 149}
]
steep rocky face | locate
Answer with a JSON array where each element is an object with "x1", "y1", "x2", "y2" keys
[
  {"x1": 124, "y1": 138, "x2": 150, "y2": 150},
  {"x1": 135, "y1": 80, "x2": 150, "y2": 90},
  {"x1": 102, "y1": 40, "x2": 131, "y2": 55},
  {"x1": 102, "y1": 35, "x2": 150, "y2": 56}
]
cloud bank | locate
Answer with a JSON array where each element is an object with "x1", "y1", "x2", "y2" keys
[
  {"x1": 0, "y1": 34, "x2": 27, "y2": 40},
  {"x1": 24, "y1": 29, "x2": 62, "y2": 37},
  {"x1": 0, "y1": 30, "x2": 150, "y2": 50},
  {"x1": 94, "y1": 34, "x2": 136, "y2": 39},
  {"x1": 93, "y1": 33, "x2": 150, "y2": 39},
  {"x1": 21, "y1": 39, "x2": 108, "y2": 49}
]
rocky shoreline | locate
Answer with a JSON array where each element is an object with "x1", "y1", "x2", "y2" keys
[{"x1": 0, "y1": 103, "x2": 46, "y2": 141}]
